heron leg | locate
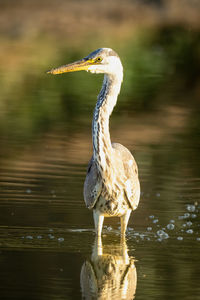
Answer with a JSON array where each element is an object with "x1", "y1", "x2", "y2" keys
[
  {"x1": 92, "y1": 235, "x2": 103, "y2": 260},
  {"x1": 93, "y1": 210, "x2": 104, "y2": 237},
  {"x1": 120, "y1": 210, "x2": 131, "y2": 236}
]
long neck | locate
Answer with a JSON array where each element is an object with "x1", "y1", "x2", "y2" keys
[{"x1": 92, "y1": 73, "x2": 122, "y2": 177}]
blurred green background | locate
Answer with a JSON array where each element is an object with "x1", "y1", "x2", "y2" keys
[{"x1": 0, "y1": 0, "x2": 200, "y2": 156}]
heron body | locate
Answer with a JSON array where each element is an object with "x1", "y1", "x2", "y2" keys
[{"x1": 48, "y1": 48, "x2": 140, "y2": 236}]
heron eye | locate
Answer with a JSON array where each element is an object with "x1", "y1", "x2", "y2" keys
[{"x1": 95, "y1": 57, "x2": 102, "y2": 63}]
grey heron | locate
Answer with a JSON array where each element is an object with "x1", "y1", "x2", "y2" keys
[{"x1": 47, "y1": 48, "x2": 140, "y2": 237}]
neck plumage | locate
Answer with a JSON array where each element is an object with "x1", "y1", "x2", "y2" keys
[{"x1": 92, "y1": 72, "x2": 123, "y2": 177}]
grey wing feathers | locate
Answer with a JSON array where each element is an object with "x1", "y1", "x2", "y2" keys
[
  {"x1": 112, "y1": 143, "x2": 140, "y2": 210},
  {"x1": 83, "y1": 157, "x2": 102, "y2": 209}
]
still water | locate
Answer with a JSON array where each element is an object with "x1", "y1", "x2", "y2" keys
[{"x1": 0, "y1": 67, "x2": 200, "y2": 298}]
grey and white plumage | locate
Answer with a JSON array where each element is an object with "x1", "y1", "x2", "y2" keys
[{"x1": 47, "y1": 48, "x2": 140, "y2": 236}]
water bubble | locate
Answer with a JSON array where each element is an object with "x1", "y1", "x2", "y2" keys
[
  {"x1": 184, "y1": 213, "x2": 190, "y2": 218},
  {"x1": 186, "y1": 205, "x2": 196, "y2": 212},
  {"x1": 26, "y1": 189, "x2": 32, "y2": 194},
  {"x1": 179, "y1": 213, "x2": 190, "y2": 220},
  {"x1": 58, "y1": 237, "x2": 64, "y2": 242},
  {"x1": 49, "y1": 228, "x2": 54, "y2": 232},
  {"x1": 167, "y1": 223, "x2": 175, "y2": 230},
  {"x1": 147, "y1": 227, "x2": 152, "y2": 231},
  {"x1": 170, "y1": 219, "x2": 175, "y2": 223},
  {"x1": 186, "y1": 229, "x2": 193, "y2": 234},
  {"x1": 26, "y1": 235, "x2": 33, "y2": 240},
  {"x1": 153, "y1": 219, "x2": 159, "y2": 224},
  {"x1": 156, "y1": 193, "x2": 160, "y2": 197},
  {"x1": 157, "y1": 230, "x2": 169, "y2": 240},
  {"x1": 186, "y1": 221, "x2": 192, "y2": 227},
  {"x1": 107, "y1": 226, "x2": 112, "y2": 232},
  {"x1": 149, "y1": 215, "x2": 155, "y2": 219},
  {"x1": 48, "y1": 234, "x2": 55, "y2": 239},
  {"x1": 156, "y1": 230, "x2": 164, "y2": 236},
  {"x1": 191, "y1": 214, "x2": 197, "y2": 219},
  {"x1": 134, "y1": 232, "x2": 140, "y2": 236},
  {"x1": 37, "y1": 235, "x2": 42, "y2": 239},
  {"x1": 157, "y1": 238, "x2": 162, "y2": 242},
  {"x1": 177, "y1": 236, "x2": 183, "y2": 241},
  {"x1": 197, "y1": 237, "x2": 200, "y2": 241},
  {"x1": 128, "y1": 227, "x2": 134, "y2": 232}
]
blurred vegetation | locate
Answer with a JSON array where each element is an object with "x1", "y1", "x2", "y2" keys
[
  {"x1": 0, "y1": 26, "x2": 200, "y2": 141},
  {"x1": 0, "y1": 0, "x2": 199, "y2": 157}
]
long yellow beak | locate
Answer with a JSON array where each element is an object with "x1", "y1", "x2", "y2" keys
[{"x1": 47, "y1": 58, "x2": 92, "y2": 75}]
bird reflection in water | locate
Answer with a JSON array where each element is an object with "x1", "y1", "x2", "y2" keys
[{"x1": 80, "y1": 237, "x2": 137, "y2": 299}]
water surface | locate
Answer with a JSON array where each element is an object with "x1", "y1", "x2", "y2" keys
[{"x1": 0, "y1": 96, "x2": 200, "y2": 299}]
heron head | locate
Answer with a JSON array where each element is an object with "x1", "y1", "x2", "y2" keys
[{"x1": 47, "y1": 48, "x2": 123, "y2": 78}]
